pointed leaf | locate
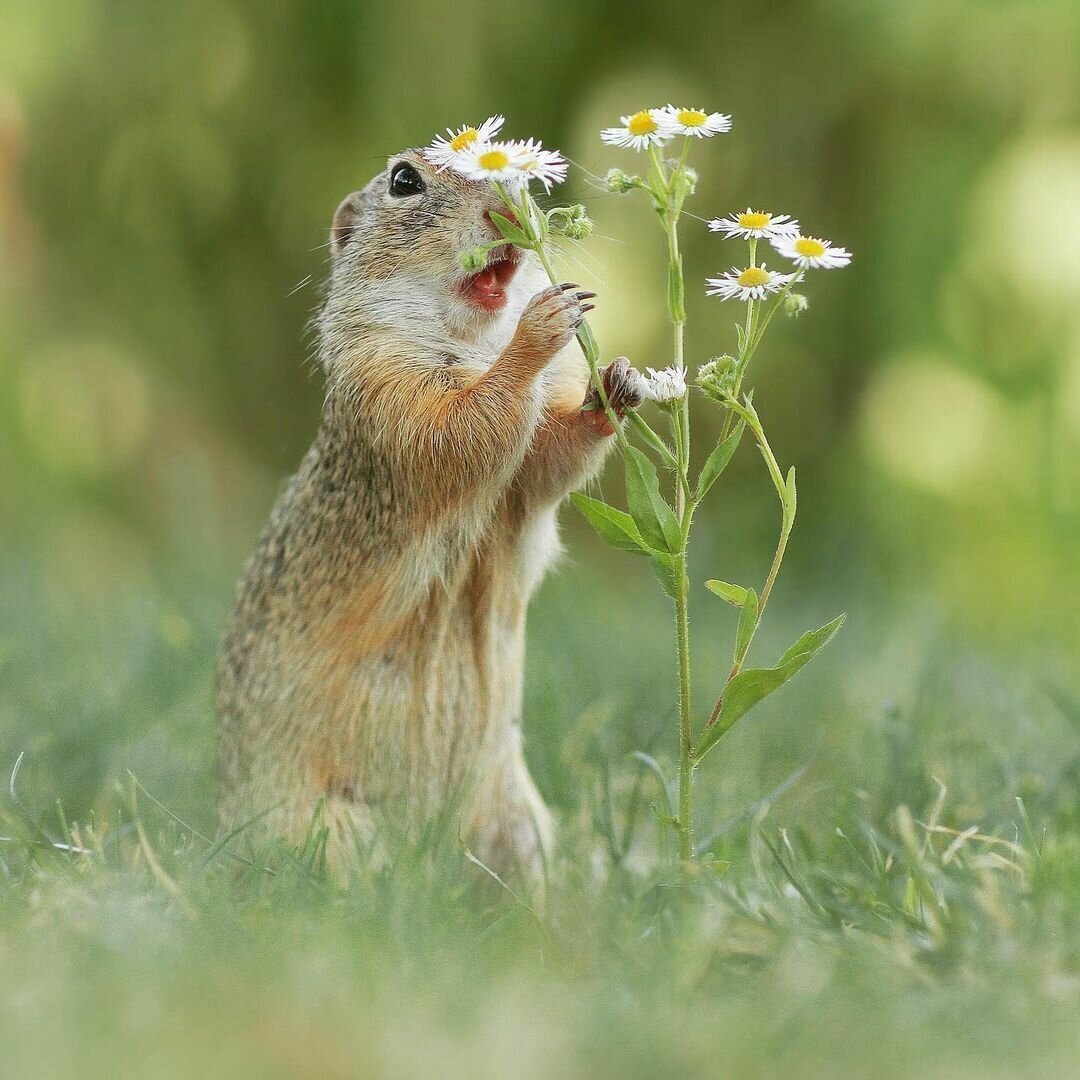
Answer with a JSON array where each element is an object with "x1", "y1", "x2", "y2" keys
[
  {"x1": 783, "y1": 466, "x2": 797, "y2": 531},
  {"x1": 695, "y1": 420, "x2": 745, "y2": 501},
  {"x1": 774, "y1": 613, "x2": 847, "y2": 668},
  {"x1": 695, "y1": 613, "x2": 846, "y2": 762},
  {"x1": 648, "y1": 552, "x2": 681, "y2": 600},
  {"x1": 571, "y1": 493, "x2": 651, "y2": 555},
  {"x1": 624, "y1": 444, "x2": 681, "y2": 554},
  {"x1": 705, "y1": 580, "x2": 748, "y2": 606},
  {"x1": 489, "y1": 211, "x2": 532, "y2": 248},
  {"x1": 734, "y1": 587, "x2": 759, "y2": 666}
]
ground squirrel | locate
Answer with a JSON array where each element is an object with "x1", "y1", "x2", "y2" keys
[{"x1": 216, "y1": 150, "x2": 642, "y2": 880}]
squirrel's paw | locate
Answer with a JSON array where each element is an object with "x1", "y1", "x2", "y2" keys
[
  {"x1": 582, "y1": 356, "x2": 644, "y2": 436},
  {"x1": 515, "y1": 283, "x2": 594, "y2": 363}
]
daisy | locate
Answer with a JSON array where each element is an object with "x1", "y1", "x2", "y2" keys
[
  {"x1": 450, "y1": 139, "x2": 530, "y2": 185},
  {"x1": 662, "y1": 105, "x2": 732, "y2": 138},
  {"x1": 771, "y1": 233, "x2": 853, "y2": 270},
  {"x1": 512, "y1": 138, "x2": 568, "y2": 192},
  {"x1": 423, "y1": 115, "x2": 504, "y2": 167},
  {"x1": 706, "y1": 264, "x2": 797, "y2": 302},
  {"x1": 601, "y1": 108, "x2": 677, "y2": 151},
  {"x1": 641, "y1": 366, "x2": 688, "y2": 403},
  {"x1": 708, "y1": 209, "x2": 800, "y2": 241}
]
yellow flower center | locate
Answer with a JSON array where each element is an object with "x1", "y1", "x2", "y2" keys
[
  {"x1": 677, "y1": 109, "x2": 708, "y2": 127},
  {"x1": 627, "y1": 111, "x2": 658, "y2": 136},
  {"x1": 477, "y1": 149, "x2": 510, "y2": 171},
  {"x1": 737, "y1": 212, "x2": 772, "y2": 230},
  {"x1": 794, "y1": 237, "x2": 827, "y2": 258},
  {"x1": 450, "y1": 128, "x2": 479, "y2": 152},
  {"x1": 737, "y1": 267, "x2": 771, "y2": 287}
]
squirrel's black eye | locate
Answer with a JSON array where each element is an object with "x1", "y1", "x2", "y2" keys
[{"x1": 388, "y1": 162, "x2": 426, "y2": 198}]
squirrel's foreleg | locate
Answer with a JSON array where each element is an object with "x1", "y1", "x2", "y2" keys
[
  {"x1": 513, "y1": 357, "x2": 644, "y2": 507},
  {"x1": 396, "y1": 284, "x2": 593, "y2": 498}
]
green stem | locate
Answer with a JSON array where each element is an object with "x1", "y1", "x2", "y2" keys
[
  {"x1": 658, "y1": 157, "x2": 695, "y2": 865},
  {"x1": 705, "y1": 399, "x2": 795, "y2": 728},
  {"x1": 504, "y1": 184, "x2": 628, "y2": 447},
  {"x1": 675, "y1": 556, "x2": 694, "y2": 862},
  {"x1": 757, "y1": 521, "x2": 791, "y2": 620}
]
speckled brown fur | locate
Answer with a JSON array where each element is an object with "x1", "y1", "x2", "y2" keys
[{"x1": 216, "y1": 150, "x2": 642, "y2": 881}]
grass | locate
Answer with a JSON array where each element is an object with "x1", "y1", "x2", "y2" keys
[{"x1": 3, "y1": 563, "x2": 1080, "y2": 1079}]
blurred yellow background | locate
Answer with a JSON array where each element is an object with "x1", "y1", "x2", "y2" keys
[{"x1": 2, "y1": 0, "x2": 1079, "y2": 825}]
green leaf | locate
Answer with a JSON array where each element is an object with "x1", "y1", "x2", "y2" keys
[
  {"x1": 705, "y1": 580, "x2": 747, "y2": 606},
  {"x1": 734, "y1": 587, "x2": 759, "y2": 666},
  {"x1": 774, "y1": 613, "x2": 846, "y2": 668},
  {"x1": 624, "y1": 445, "x2": 682, "y2": 554},
  {"x1": 695, "y1": 613, "x2": 846, "y2": 762},
  {"x1": 667, "y1": 257, "x2": 685, "y2": 323},
  {"x1": 783, "y1": 466, "x2": 797, "y2": 531},
  {"x1": 489, "y1": 211, "x2": 532, "y2": 248},
  {"x1": 735, "y1": 323, "x2": 747, "y2": 356},
  {"x1": 694, "y1": 420, "x2": 746, "y2": 501},
  {"x1": 570, "y1": 493, "x2": 651, "y2": 555},
  {"x1": 628, "y1": 413, "x2": 675, "y2": 464},
  {"x1": 648, "y1": 552, "x2": 681, "y2": 600}
]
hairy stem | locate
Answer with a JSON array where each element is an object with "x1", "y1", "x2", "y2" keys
[{"x1": 675, "y1": 561, "x2": 694, "y2": 862}]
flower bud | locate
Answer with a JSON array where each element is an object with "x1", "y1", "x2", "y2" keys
[
  {"x1": 674, "y1": 166, "x2": 699, "y2": 197},
  {"x1": 548, "y1": 204, "x2": 593, "y2": 241},
  {"x1": 605, "y1": 168, "x2": 641, "y2": 194},
  {"x1": 784, "y1": 292, "x2": 809, "y2": 318},
  {"x1": 459, "y1": 248, "x2": 489, "y2": 273},
  {"x1": 697, "y1": 355, "x2": 737, "y2": 401}
]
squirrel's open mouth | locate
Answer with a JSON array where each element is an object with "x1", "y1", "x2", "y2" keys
[{"x1": 461, "y1": 246, "x2": 521, "y2": 312}]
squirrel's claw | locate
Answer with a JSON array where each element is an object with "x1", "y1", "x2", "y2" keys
[{"x1": 582, "y1": 356, "x2": 644, "y2": 435}]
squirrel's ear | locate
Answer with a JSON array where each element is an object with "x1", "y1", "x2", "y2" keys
[{"x1": 331, "y1": 193, "x2": 362, "y2": 251}]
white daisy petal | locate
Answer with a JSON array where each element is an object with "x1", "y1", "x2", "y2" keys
[
  {"x1": 707, "y1": 209, "x2": 801, "y2": 241},
  {"x1": 770, "y1": 233, "x2": 853, "y2": 270},
  {"x1": 641, "y1": 365, "x2": 687, "y2": 403},
  {"x1": 512, "y1": 138, "x2": 568, "y2": 192},
  {"x1": 449, "y1": 139, "x2": 528, "y2": 184},
  {"x1": 423, "y1": 115, "x2": 505, "y2": 168},
  {"x1": 706, "y1": 263, "x2": 797, "y2": 302},
  {"x1": 662, "y1": 105, "x2": 732, "y2": 138},
  {"x1": 600, "y1": 108, "x2": 678, "y2": 152}
]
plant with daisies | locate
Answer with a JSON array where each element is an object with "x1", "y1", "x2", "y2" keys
[{"x1": 423, "y1": 108, "x2": 851, "y2": 867}]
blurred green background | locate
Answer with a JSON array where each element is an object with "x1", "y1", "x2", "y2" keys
[
  {"x1": 3, "y1": 0, "x2": 1080, "y2": 1075},
  {"x1": 4, "y1": 0, "x2": 1079, "y2": 823}
]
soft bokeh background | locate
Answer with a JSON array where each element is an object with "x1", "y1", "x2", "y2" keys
[{"x1": 3, "y1": 1, "x2": 1080, "y2": 1075}]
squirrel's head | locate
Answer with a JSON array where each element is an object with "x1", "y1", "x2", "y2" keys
[{"x1": 322, "y1": 150, "x2": 543, "y2": 345}]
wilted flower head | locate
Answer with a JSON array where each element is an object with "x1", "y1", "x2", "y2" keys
[
  {"x1": 709, "y1": 209, "x2": 800, "y2": 242},
  {"x1": 601, "y1": 108, "x2": 678, "y2": 151},
  {"x1": 697, "y1": 356, "x2": 737, "y2": 400},
  {"x1": 706, "y1": 264, "x2": 797, "y2": 302},
  {"x1": 640, "y1": 365, "x2": 688, "y2": 404},
  {"x1": 424, "y1": 116, "x2": 505, "y2": 167},
  {"x1": 662, "y1": 105, "x2": 732, "y2": 138},
  {"x1": 771, "y1": 233, "x2": 853, "y2": 270}
]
